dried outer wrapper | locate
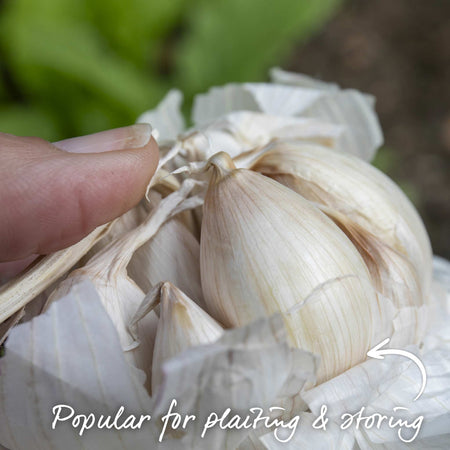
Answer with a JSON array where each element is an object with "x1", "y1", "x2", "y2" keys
[
  {"x1": 0, "y1": 281, "x2": 157, "y2": 450},
  {"x1": 47, "y1": 266, "x2": 157, "y2": 391},
  {"x1": 151, "y1": 315, "x2": 318, "y2": 450},
  {"x1": 80, "y1": 203, "x2": 149, "y2": 265},
  {"x1": 300, "y1": 346, "x2": 450, "y2": 448},
  {"x1": 178, "y1": 111, "x2": 343, "y2": 162},
  {"x1": 193, "y1": 79, "x2": 382, "y2": 161},
  {"x1": 46, "y1": 180, "x2": 200, "y2": 391},
  {"x1": 0, "y1": 281, "x2": 318, "y2": 450},
  {"x1": 137, "y1": 89, "x2": 185, "y2": 144},
  {"x1": 128, "y1": 219, "x2": 205, "y2": 308},
  {"x1": 0, "y1": 223, "x2": 111, "y2": 324},
  {"x1": 193, "y1": 83, "x2": 323, "y2": 124},
  {"x1": 269, "y1": 67, "x2": 383, "y2": 161}
]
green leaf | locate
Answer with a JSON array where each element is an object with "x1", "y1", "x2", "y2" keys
[
  {"x1": 3, "y1": 22, "x2": 164, "y2": 111},
  {"x1": 175, "y1": 0, "x2": 342, "y2": 99},
  {"x1": 0, "y1": 105, "x2": 60, "y2": 140},
  {"x1": 0, "y1": 0, "x2": 344, "y2": 140},
  {"x1": 87, "y1": 0, "x2": 189, "y2": 66},
  {"x1": 372, "y1": 146, "x2": 397, "y2": 173}
]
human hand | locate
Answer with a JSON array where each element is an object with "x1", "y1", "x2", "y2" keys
[{"x1": 0, "y1": 124, "x2": 158, "y2": 281}]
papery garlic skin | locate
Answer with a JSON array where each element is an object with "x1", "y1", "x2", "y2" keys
[
  {"x1": 251, "y1": 142, "x2": 433, "y2": 296},
  {"x1": 321, "y1": 207, "x2": 426, "y2": 346},
  {"x1": 46, "y1": 262, "x2": 158, "y2": 391},
  {"x1": 45, "y1": 180, "x2": 199, "y2": 392},
  {"x1": 128, "y1": 219, "x2": 205, "y2": 308},
  {"x1": 325, "y1": 208, "x2": 423, "y2": 308},
  {"x1": 81, "y1": 204, "x2": 148, "y2": 264},
  {"x1": 0, "y1": 224, "x2": 111, "y2": 324},
  {"x1": 200, "y1": 152, "x2": 379, "y2": 383},
  {"x1": 178, "y1": 112, "x2": 342, "y2": 162},
  {"x1": 193, "y1": 80, "x2": 382, "y2": 161},
  {"x1": 137, "y1": 89, "x2": 185, "y2": 144},
  {"x1": 146, "y1": 282, "x2": 224, "y2": 393}
]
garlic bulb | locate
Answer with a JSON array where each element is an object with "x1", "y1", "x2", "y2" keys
[
  {"x1": 200, "y1": 152, "x2": 380, "y2": 383},
  {"x1": 250, "y1": 142, "x2": 433, "y2": 296},
  {"x1": 130, "y1": 282, "x2": 223, "y2": 393},
  {"x1": 1, "y1": 70, "x2": 448, "y2": 450}
]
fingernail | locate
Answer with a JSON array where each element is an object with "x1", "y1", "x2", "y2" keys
[{"x1": 53, "y1": 123, "x2": 152, "y2": 154}]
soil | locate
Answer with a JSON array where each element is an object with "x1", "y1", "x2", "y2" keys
[{"x1": 288, "y1": 0, "x2": 450, "y2": 259}]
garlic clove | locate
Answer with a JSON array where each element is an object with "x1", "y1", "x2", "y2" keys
[
  {"x1": 250, "y1": 142, "x2": 433, "y2": 297},
  {"x1": 129, "y1": 282, "x2": 223, "y2": 394},
  {"x1": 201, "y1": 152, "x2": 379, "y2": 383},
  {"x1": 321, "y1": 206, "x2": 424, "y2": 308},
  {"x1": 311, "y1": 205, "x2": 427, "y2": 348}
]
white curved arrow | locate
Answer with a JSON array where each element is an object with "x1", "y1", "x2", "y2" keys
[{"x1": 367, "y1": 338, "x2": 427, "y2": 401}]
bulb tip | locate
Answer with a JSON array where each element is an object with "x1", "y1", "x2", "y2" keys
[{"x1": 206, "y1": 151, "x2": 236, "y2": 181}]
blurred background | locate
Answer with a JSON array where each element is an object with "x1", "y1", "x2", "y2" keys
[{"x1": 0, "y1": 0, "x2": 448, "y2": 257}]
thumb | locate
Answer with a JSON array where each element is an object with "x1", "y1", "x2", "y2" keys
[{"x1": 0, "y1": 124, "x2": 158, "y2": 262}]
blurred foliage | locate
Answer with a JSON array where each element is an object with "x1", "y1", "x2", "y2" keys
[
  {"x1": 371, "y1": 145, "x2": 396, "y2": 174},
  {"x1": 0, "y1": 0, "x2": 341, "y2": 141},
  {"x1": 372, "y1": 146, "x2": 421, "y2": 206}
]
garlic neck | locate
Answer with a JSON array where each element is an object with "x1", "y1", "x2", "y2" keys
[{"x1": 207, "y1": 152, "x2": 236, "y2": 183}]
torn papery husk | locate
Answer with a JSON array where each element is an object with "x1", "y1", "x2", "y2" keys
[
  {"x1": 260, "y1": 256, "x2": 450, "y2": 450},
  {"x1": 138, "y1": 69, "x2": 382, "y2": 163},
  {"x1": 191, "y1": 76, "x2": 382, "y2": 161},
  {"x1": 136, "y1": 89, "x2": 185, "y2": 144},
  {"x1": 0, "y1": 223, "x2": 111, "y2": 324},
  {"x1": 0, "y1": 281, "x2": 317, "y2": 450},
  {"x1": 42, "y1": 179, "x2": 202, "y2": 392}
]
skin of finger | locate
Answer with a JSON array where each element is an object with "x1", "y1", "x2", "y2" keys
[{"x1": 0, "y1": 137, "x2": 159, "y2": 261}]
